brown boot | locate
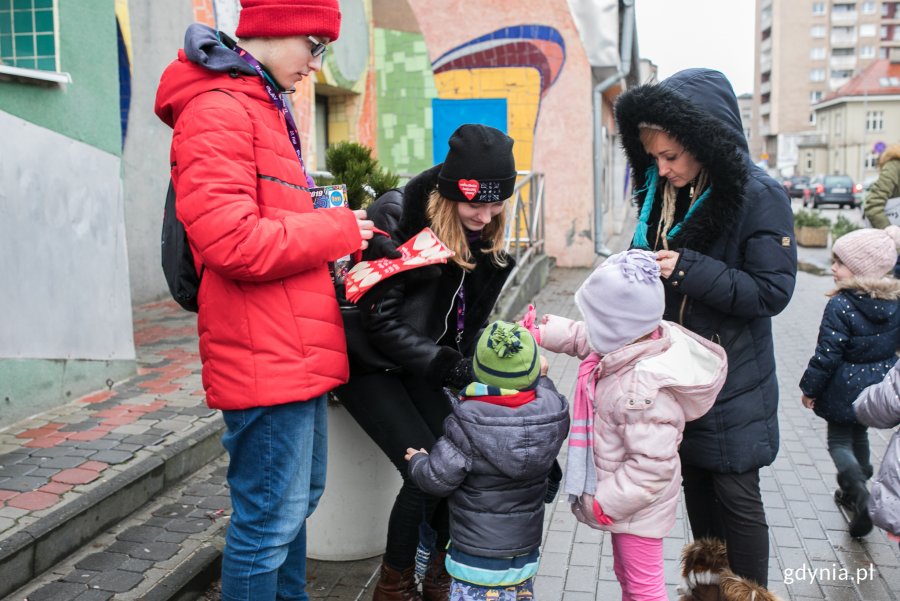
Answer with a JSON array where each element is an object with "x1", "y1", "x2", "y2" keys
[
  {"x1": 372, "y1": 562, "x2": 422, "y2": 601},
  {"x1": 421, "y1": 552, "x2": 451, "y2": 601}
]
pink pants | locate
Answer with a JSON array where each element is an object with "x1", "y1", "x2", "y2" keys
[{"x1": 611, "y1": 533, "x2": 667, "y2": 601}]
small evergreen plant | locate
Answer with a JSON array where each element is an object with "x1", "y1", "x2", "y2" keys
[
  {"x1": 320, "y1": 141, "x2": 400, "y2": 210},
  {"x1": 831, "y1": 214, "x2": 861, "y2": 241},
  {"x1": 793, "y1": 208, "x2": 831, "y2": 228}
]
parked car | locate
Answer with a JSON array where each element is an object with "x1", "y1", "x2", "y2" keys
[
  {"x1": 782, "y1": 175, "x2": 810, "y2": 199},
  {"x1": 804, "y1": 174, "x2": 858, "y2": 209}
]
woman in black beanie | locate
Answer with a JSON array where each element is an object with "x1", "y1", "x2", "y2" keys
[{"x1": 337, "y1": 124, "x2": 517, "y2": 601}]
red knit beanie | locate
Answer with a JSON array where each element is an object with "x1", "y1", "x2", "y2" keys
[{"x1": 235, "y1": 0, "x2": 342, "y2": 42}]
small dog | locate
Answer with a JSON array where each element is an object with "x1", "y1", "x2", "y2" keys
[{"x1": 677, "y1": 538, "x2": 782, "y2": 601}]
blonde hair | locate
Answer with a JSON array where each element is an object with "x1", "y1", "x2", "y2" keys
[
  {"x1": 426, "y1": 190, "x2": 509, "y2": 271},
  {"x1": 638, "y1": 125, "x2": 709, "y2": 250}
]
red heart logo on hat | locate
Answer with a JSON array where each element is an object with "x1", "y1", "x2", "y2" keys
[{"x1": 458, "y1": 179, "x2": 480, "y2": 200}]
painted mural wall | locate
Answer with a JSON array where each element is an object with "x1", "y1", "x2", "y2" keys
[
  {"x1": 400, "y1": 0, "x2": 596, "y2": 266},
  {"x1": 0, "y1": 0, "x2": 135, "y2": 425}
]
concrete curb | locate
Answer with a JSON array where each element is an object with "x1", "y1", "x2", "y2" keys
[{"x1": 138, "y1": 543, "x2": 223, "y2": 601}]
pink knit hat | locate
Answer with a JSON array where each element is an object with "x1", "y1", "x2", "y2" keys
[
  {"x1": 574, "y1": 249, "x2": 665, "y2": 354},
  {"x1": 235, "y1": 0, "x2": 341, "y2": 41},
  {"x1": 832, "y1": 225, "x2": 900, "y2": 278}
]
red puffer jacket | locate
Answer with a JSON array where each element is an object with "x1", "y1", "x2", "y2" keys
[{"x1": 155, "y1": 46, "x2": 361, "y2": 410}]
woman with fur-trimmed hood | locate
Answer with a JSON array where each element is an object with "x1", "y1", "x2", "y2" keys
[
  {"x1": 615, "y1": 68, "x2": 797, "y2": 587},
  {"x1": 800, "y1": 226, "x2": 900, "y2": 539}
]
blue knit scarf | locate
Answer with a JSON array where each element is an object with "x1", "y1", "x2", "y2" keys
[{"x1": 631, "y1": 165, "x2": 712, "y2": 250}]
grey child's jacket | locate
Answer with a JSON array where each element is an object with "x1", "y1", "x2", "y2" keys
[
  {"x1": 853, "y1": 362, "x2": 900, "y2": 536},
  {"x1": 408, "y1": 376, "x2": 570, "y2": 558}
]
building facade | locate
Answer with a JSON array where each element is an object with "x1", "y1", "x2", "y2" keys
[
  {"x1": 0, "y1": 0, "x2": 136, "y2": 425},
  {"x1": 1, "y1": 0, "x2": 639, "y2": 419},
  {"x1": 801, "y1": 56, "x2": 900, "y2": 182},
  {"x1": 753, "y1": 0, "x2": 900, "y2": 174}
]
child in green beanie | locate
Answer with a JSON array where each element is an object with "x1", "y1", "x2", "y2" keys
[{"x1": 405, "y1": 320, "x2": 570, "y2": 601}]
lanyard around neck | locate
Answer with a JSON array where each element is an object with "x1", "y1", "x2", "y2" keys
[{"x1": 234, "y1": 45, "x2": 315, "y2": 188}]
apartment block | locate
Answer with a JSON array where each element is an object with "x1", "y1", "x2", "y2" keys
[{"x1": 753, "y1": 0, "x2": 900, "y2": 174}]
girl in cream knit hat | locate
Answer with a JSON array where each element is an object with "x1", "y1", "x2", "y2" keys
[{"x1": 800, "y1": 225, "x2": 900, "y2": 538}]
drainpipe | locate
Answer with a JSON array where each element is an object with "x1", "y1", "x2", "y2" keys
[{"x1": 593, "y1": 0, "x2": 635, "y2": 256}]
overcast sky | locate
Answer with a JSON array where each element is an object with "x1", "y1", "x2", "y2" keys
[{"x1": 634, "y1": 0, "x2": 756, "y2": 96}]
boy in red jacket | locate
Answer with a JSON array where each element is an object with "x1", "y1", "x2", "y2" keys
[{"x1": 154, "y1": 1, "x2": 373, "y2": 599}]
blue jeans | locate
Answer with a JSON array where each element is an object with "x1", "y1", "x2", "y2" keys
[
  {"x1": 827, "y1": 421, "x2": 872, "y2": 483},
  {"x1": 220, "y1": 395, "x2": 327, "y2": 601}
]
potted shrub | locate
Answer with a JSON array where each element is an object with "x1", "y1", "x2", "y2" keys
[
  {"x1": 831, "y1": 214, "x2": 861, "y2": 242},
  {"x1": 794, "y1": 208, "x2": 831, "y2": 247},
  {"x1": 318, "y1": 141, "x2": 400, "y2": 210}
]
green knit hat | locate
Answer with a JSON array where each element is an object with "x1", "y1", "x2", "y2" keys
[{"x1": 473, "y1": 321, "x2": 540, "y2": 390}]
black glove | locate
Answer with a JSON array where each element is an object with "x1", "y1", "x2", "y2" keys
[
  {"x1": 365, "y1": 232, "x2": 401, "y2": 260},
  {"x1": 443, "y1": 356, "x2": 473, "y2": 390},
  {"x1": 545, "y1": 459, "x2": 563, "y2": 504}
]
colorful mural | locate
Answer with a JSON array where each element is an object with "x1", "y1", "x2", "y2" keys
[
  {"x1": 115, "y1": 0, "x2": 132, "y2": 147},
  {"x1": 430, "y1": 25, "x2": 565, "y2": 174},
  {"x1": 375, "y1": 28, "x2": 437, "y2": 176}
]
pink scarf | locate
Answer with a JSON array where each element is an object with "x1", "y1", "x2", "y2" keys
[{"x1": 564, "y1": 352, "x2": 602, "y2": 498}]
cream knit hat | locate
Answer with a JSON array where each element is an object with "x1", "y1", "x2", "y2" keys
[{"x1": 832, "y1": 225, "x2": 900, "y2": 277}]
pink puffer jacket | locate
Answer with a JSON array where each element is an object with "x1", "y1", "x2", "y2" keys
[{"x1": 540, "y1": 318, "x2": 727, "y2": 538}]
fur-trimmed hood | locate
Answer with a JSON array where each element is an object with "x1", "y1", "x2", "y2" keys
[
  {"x1": 830, "y1": 277, "x2": 900, "y2": 324},
  {"x1": 832, "y1": 276, "x2": 900, "y2": 301},
  {"x1": 879, "y1": 143, "x2": 900, "y2": 168},
  {"x1": 615, "y1": 69, "x2": 750, "y2": 253}
]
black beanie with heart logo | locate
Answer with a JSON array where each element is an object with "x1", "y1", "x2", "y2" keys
[{"x1": 436, "y1": 124, "x2": 517, "y2": 203}]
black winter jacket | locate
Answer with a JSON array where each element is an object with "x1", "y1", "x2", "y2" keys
[
  {"x1": 408, "y1": 377, "x2": 570, "y2": 557},
  {"x1": 800, "y1": 277, "x2": 900, "y2": 424},
  {"x1": 615, "y1": 68, "x2": 798, "y2": 473},
  {"x1": 353, "y1": 165, "x2": 514, "y2": 383}
]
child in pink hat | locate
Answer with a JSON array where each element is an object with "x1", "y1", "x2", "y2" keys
[
  {"x1": 522, "y1": 249, "x2": 728, "y2": 601},
  {"x1": 800, "y1": 225, "x2": 900, "y2": 538}
]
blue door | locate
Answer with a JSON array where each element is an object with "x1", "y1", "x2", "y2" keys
[{"x1": 431, "y1": 98, "x2": 508, "y2": 163}]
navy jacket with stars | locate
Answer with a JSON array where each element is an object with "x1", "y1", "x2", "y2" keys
[{"x1": 800, "y1": 277, "x2": 900, "y2": 424}]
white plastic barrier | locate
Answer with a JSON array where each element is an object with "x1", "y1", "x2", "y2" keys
[{"x1": 307, "y1": 401, "x2": 402, "y2": 560}]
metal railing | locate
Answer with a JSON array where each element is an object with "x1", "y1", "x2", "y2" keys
[{"x1": 500, "y1": 170, "x2": 546, "y2": 293}]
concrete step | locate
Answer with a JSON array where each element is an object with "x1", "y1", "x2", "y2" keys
[
  {"x1": 3, "y1": 456, "x2": 229, "y2": 601},
  {"x1": 0, "y1": 301, "x2": 226, "y2": 600}
]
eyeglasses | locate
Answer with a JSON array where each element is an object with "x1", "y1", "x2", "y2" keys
[{"x1": 307, "y1": 36, "x2": 328, "y2": 58}]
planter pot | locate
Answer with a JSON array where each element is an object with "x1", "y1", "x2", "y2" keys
[
  {"x1": 307, "y1": 401, "x2": 401, "y2": 561},
  {"x1": 795, "y1": 226, "x2": 829, "y2": 248}
]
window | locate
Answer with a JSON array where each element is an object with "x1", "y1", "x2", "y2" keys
[
  {"x1": 833, "y1": 3, "x2": 855, "y2": 13},
  {"x1": 811, "y1": 24, "x2": 827, "y2": 37},
  {"x1": 832, "y1": 69, "x2": 854, "y2": 79},
  {"x1": 862, "y1": 1, "x2": 876, "y2": 13},
  {"x1": 805, "y1": 152, "x2": 813, "y2": 172},
  {"x1": 809, "y1": 111, "x2": 817, "y2": 125},
  {"x1": 860, "y1": 23, "x2": 877, "y2": 37},
  {"x1": 860, "y1": 45, "x2": 876, "y2": 58},
  {"x1": 0, "y1": 0, "x2": 57, "y2": 72},
  {"x1": 812, "y1": 2, "x2": 826, "y2": 15},
  {"x1": 866, "y1": 110, "x2": 884, "y2": 131},
  {"x1": 811, "y1": 47, "x2": 826, "y2": 59},
  {"x1": 810, "y1": 90, "x2": 824, "y2": 103},
  {"x1": 865, "y1": 152, "x2": 879, "y2": 168},
  {"x1": 810, "y1": 68, "x2": 826, "y2": 81}
]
